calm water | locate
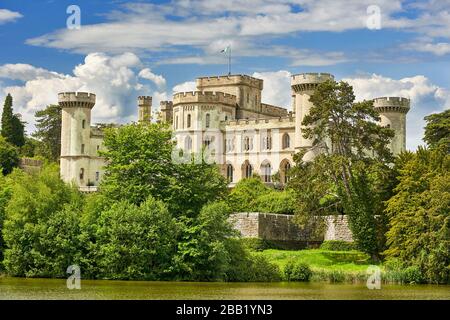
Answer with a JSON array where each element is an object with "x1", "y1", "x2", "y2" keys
[{"x1": 0, "y1": 277, "x2": 449, "y2": 300}]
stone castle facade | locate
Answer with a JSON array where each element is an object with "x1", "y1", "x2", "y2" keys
[{"x1": 58, "y1": 73, "x2": 410, "y2": 190}]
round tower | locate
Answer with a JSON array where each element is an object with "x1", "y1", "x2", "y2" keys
[
  {"x1": 373, "y1": 97, "x2": 410, "y2": 155},
  {"x1": 291, "y1": 73, "x2": 334, "y2": 161},
  {"x1": 138, "y1": 96, "x2": 152, "y2": 124},
  {"x1": 58, "y1": 92, "x2": 96, "y2": 186}
]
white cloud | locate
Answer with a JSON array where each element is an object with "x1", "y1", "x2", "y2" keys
[
  {"x1": 252, "y1": 70, "x2": 292, "y2": 108},
  {"x1": 343, "y1": 73, "x2": 450, "y2": 150},
  {"x1": 0, "y1": 8, "x2": 22, "y2": 24},
  {"x1": 138, "y1": 68, "x2": 166, "y2": 88},
  {"x1": 0, "y1": 64, "x2": 64, "y2": 81},
  {"x1": 172, "y1": 81, "x2": 197, "y2": 93},
  {"x1": 408, "y1": 42, "x2": 450, "y2": 56},
  {"x1": 0, "y1": 53, "x2": 168, "y2": 133}
]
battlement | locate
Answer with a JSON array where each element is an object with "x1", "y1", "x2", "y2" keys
[
  {"x1": 225, "y1": 115, "x2": 295, "y2": 127},
  {"x1": 291, "y1": 73, "x2": 335, "y2": 92},
  {"x1": 58, "y1": 92, "x2": 96, "y2": 108},
  {"x1": 160, "y1": 101, "x2": 173, "y2": 110},
  {"x1": 138, "y1": 96, "x2": 152, "y2": 106},
  {"x1": 173, "y1": 91, "x2": 237, "y2": 106},
  {"x1": 196, "y1": 74, "x2": 263, "y2": 90},
  {"x1": 373, "y1": 97, "x2": 410, "y2": 114},
  {"x1": 261, "y1": 103, "x2": 288, "y2": 117}
]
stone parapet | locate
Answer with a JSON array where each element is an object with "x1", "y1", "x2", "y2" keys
[
  {"x1": 173, "y1": 91, "x2": 237, "y2": 107},
  {"x1": 196, "y1": 74, "x2": 263, "y2": 90},
  {"x1": 373, "y1": 97, "x2": 410, "y2": 114}
]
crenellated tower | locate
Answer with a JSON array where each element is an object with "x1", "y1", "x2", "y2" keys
[
  {"x1": 373, "y1": 97, "x2": 410, "y2": 155},
  {"x1": 159, "y1": 101, "x2": 173, "y2": 124},
  {"x1": 59, "y1": 92, "x2": 96, "y2": 186},
  {"x1": 138, "y1": 96, "x2": 152, "y2": 124},
  {"x1": 291, "y1": 73, "x2": 335, "y2": 161}
]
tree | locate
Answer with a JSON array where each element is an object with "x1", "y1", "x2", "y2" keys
[
  {"x1": 424, "y1": 109, "x2": 450, "y2": 152},
  {"x1": 290, "y1": 80, "x2": 395, "y2": 260},
  {"x1": 0, "y1": 136, "x2": 19, "y2": 175},
  {"x1": 33, "y1": 104, "x2": 62, "y2": 161},
  {"x1": 384, "y1": 147, "x2": 449, "y2": 284},
  {"x1": 227, "y1": 177, "x2": 270, "y2": 212},
  {"x1": 100, "y1": 123, "x2": 227, "y2": 216},
  {"x1": 1, "y1": 94, "x2": 25, "y2": 147},
  {"x1": 2, "y1": 165, "x2": 82, "y2": 277},
  {"x1": 94, "y1": 197, "x2": 178, "y2": 280}
]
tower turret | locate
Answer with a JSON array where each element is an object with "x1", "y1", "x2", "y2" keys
[
  {"x1": 138, "y1": 96, "x2": 152, "y2": 124},
  {"x1": 373, "y1": 97, "x2": 410, "y2": 155},
  {"x1": 58, "y1": 92, "x2": 96, "y2": 186},
  {"x1": 159, "y1": 100, "x2": 173, "y2": 124},
  {"x1": 291, "y1": 73, "x2": 334, "y2": 161}
]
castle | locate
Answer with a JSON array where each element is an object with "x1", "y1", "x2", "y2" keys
[{"x1": 58, "y1": 73, "x2": 410, "y2": 191}]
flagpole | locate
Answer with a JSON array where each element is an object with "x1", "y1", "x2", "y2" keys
[{"x1": 228, "y1": 46, "x2": 231, "y2": 75}]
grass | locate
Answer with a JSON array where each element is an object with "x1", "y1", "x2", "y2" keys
[
  {"x1": 257, "y1": 249, "x2": 372, "y2": 272},
  {"x1": 254, "y1": 249, "x2": 376, "y2": 283}
]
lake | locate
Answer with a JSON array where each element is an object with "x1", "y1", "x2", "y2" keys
[{"x1": 0, "y1": 277, "x2": 449, "y2": 300}]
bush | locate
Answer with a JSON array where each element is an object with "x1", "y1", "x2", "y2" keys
[
  {"x1": 227, "y1": 177, "x2": 270, "y2": 212},
  {"x1": 320, "y1": 240, "x2": 356, "y2": 251},
  {"x1": 225, "y1": 240, "x2": 281, "y2": 282},
  {"x1": 403, "y1": 266, "x2": 424, "y2": 284},
  {"x1": 284, "y1": 261, "x2": 312, "y2": 281},
  {"x1": 254, "y1": 189, "x2": 296, "y2": 214}
]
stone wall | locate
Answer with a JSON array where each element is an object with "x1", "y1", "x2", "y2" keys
[
  {"x1": 324, "y1": 215, "x2": 353, "y2": 242},
  {"x1": 230, "y1": 213, "x2": 353, "y2": 246}
]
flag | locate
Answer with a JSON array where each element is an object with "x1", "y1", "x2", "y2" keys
[{"x1": 221, "y1": 46, "x2": 230, "y2": 54}]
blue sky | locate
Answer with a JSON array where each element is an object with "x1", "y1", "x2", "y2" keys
[{"x1": 1, "y1": 0, "x2": 449, "y2": 150}]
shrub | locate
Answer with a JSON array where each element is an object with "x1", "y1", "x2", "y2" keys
[
  {"x1": 254, "y1": 189, "x2": 296, "y2": 214},
  {"x1": 284, "y1": 261, "x2": 312, "y2": 281},
  {"x1": 403, "y1": 266, "x2": 424, "y2": 284},
  {"x1": 320, "y1": 240, "x2": 356, "y2": 251}
]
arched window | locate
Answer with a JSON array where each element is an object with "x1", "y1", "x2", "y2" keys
[
  {"x1": 262, "y1": 134, "x2": 272, "y2": 150},
  {"x1": 243, "y1": 136, "x2": 252, "y2": 151},
  {"x1": 242, "y1": 161, "x2": 253, "y2": 178},
  {"x1": 205, "y1": 113, "x2": 210, "y2": 128},
  {"x1": 226, "y1": 138, "x2": 234, "y2": 153},
  {"x1": 185, "y1": 135, "x2": 192, "y2": 151},
  {"x1": 82, "y1": 120, "x2": 86, "y2": 129},
  {"x1": 261, "y1": 161, "x2": 272, "y2": 183},
  {"x1": 282, "y1": 133, "x2": 290, "y2": 149},
  {"x1": 280, "y1": 159, "x2": 291, "y2": 184},
  {"x1": 226, "y1": 164, "x2": 233, "y2": 182},
  {"x1": 79, "y1": 168, "x2": 85, "y2": 180}
]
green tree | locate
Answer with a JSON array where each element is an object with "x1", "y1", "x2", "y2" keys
[
  {"x1": 33, "y1": 104, "x2": 62, "y2": 161},
  {"x1": 100, "y1": 123, "x2": 227, "y2": 216},
  {"x1": 94, "y1": 197, "x2": 178, "y2": 280},
  {"x1": 290, "y1": 80, "x2": 395, "y2": 260},
  {"x1": 172, "y1": 201, "x2": 237, "y2": 281},
  {"x1": 254, "y1": 189, "x2": 296, "y2": 214},
  {"x1": 423, "y1": 109, "x2": 450, "y2": 152},
  {"x1": 2, "y1": 165, "x2": 82, "y2": 277},
  {"x1": 384, "y1": 147, "x2": 449, "y2": 284},
  {"x1": 1, "y1": 94, "x2": 25, "y2": 147},
  {"x1": 227, "y1": 177, "x2": 270, "y2": 212},
  {"x1": 0, "y1": 136, "x2": 19, "y2": 175}
]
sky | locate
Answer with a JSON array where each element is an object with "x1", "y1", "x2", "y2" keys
[{"x1": 0, "y1": 0, "x2": 449, "y2": 150}]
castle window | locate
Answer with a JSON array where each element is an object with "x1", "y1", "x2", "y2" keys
[
  {"x1": 262, "y1": 134, "x2": 272, "y2": 150},
  {"x1": 224, "y1": 115, "x2": 228, "y2": 121},
  {"x1": 81, "y1": 144, "x2": 85, "y2": 154},
  {"x1": 261, "y1": 161, "x2": 272, "y2": 183},
  {"x1": 243, "y1": 136, "x2": 252, "y2": 151},
  {"x1": 226, "y1": 138, "x2": 234, "y2": 152},
  {"x1": 187, "y1": 114, "x2": 191, "y2": 128},
  {"x1": 281, "y1": 160, "x2": 291, "y2": 184},
  {"x1": 282, "y1": 133, "x2": 290, "y2": 149},
  {"x1": 247, "y1": 93, "x2": 249, "y2": 103},
  {"x1": 226, "y1": 164, "x2": 233, "y2": 182},
  {"x1": 203, "y1": 136, "x2": 213, "y2": 148},
  {"x1": 205, "y1": 113, "x2": 210, "y2": 128},
  {"x1": 82, "y1": 120, "x2": 86, "y2": 129},
  {"x1": 79, "y1": 168, "x2": 85, "y2": 180},
  {"x1": 95, "y1": 171, "x2": 100, "y2": 182},
  {"x1": 97, "y1": 145, "x2": 100, "y2": 152},
  {"x1": 175, "y1": 116, "x2": 179, "y2": 130},
  {"x1": 242, "y1": 161, "x2": 253, "y2": 178},
  {"x1": 185, "y1": 135, "x2": 192, "y2": 151}
]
